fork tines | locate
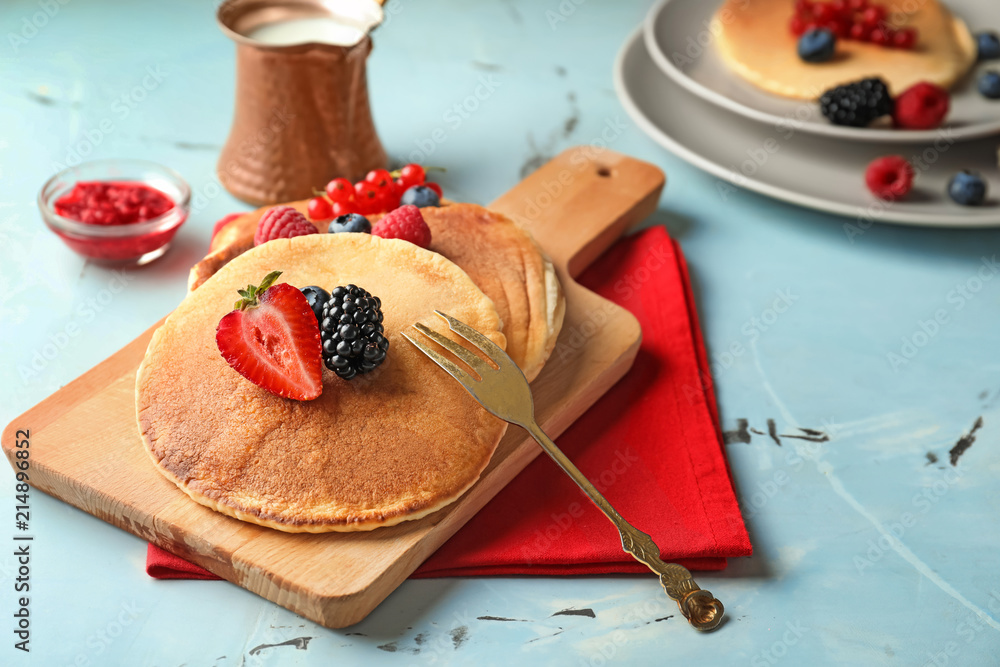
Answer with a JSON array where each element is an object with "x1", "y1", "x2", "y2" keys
[{"x1": 401, "y1": 311, "x2": 507, "y2": 385}]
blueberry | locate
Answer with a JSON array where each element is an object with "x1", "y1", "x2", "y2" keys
[
  {"x1": 947, "y1": 171, "x2": 988, "y2": 206},
  {"x1": 976, "y1": 31, "x2": 1000, "y2": 61},
  {"x1": 327, "y1": 213, "x2": 371, "y2": 234},
  {"x1": 797, "y1": 28, "x2": 836, "y2": 64},
  {"x1": 299, "y1": 286, "x2": 330, "y2": 322},
  {"x1": 400, "y1": 185, "x2": 441, "y2": 208},
  {"x1": 978, "y1": 71, "x2": 1000, "y2": 99}
]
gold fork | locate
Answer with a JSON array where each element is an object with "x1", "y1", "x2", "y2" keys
[{"x1": 402, "y1": 311, "x2": 725, "y2": 632}]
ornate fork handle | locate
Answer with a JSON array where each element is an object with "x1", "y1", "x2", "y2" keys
[
  {"x1": 527, "y1": 423, "x2": 724, "y2": 632},
  {"x1": 403, "y1": 313, "x2": 725, "y2": 633}
]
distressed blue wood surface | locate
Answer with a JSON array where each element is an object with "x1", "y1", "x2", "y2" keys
[{"x1": 1, "y1": 0, "x2": 998, "y2": 664}]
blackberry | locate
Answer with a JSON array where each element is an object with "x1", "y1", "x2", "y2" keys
[
  {"x1": 299, "y1": 285, "x2": 330, "y2": 322},
  {"x1": 819, "y1": 78, "x2": 894, "y2": 127},
  {"x1": 319, "y1": 285, "x2": 388, "y2": 380}
]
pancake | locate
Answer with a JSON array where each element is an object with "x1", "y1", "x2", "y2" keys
[
  {"x1": 137, "y1": 233, "x2": 509, "y2": 532},
  {"x1": 189, "y1": 201, "x2": 564, "y2": 381},
  {"x1": 715, "y1": 0, "x2": 977, "y2": 99}
]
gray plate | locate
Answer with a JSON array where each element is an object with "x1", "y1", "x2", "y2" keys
[
  {"x1": 643, "y1": 0, "x2": 1000, "y2": 144},
  {"x1": 615, "y1": 28, "x2": 1000, "y2": 226}
]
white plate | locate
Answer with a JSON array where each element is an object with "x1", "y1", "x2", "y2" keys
[
  {"x1": 642, "y1": 0, "x2": 1000, "y2": 143},
  {"x1": 615, "y1": 28, "x2": 1000, "y2": 226}
]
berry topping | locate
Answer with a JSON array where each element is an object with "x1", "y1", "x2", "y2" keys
[
  {"x1": 254, "y1": 205, "x2": 318, "y2": 246},
  {"x1": 424, "y1": 182, "x2": 443, "y2": 198},
  {"x1": 307, "y1": 196, "x2": 333, "y2": 221},
  {"x1": 864, "y1": 156, "x2": 914, "y2": 200},
  {"x1": 978, "y1": 71, "x2": 1000, "y2": 100},
  {"x1": 947, "y1": 171, "x2": 988, "y2": 207},
  {"x1": 54, "y1": 181, "x2": 174, "y2": 225},
  {"x1": 400, "y1": 184, "x2": 441, "y2": 208},
  {"x1": 216, "y1": 271, "x2": 323, "y2": 400},
  {"x1": 353, "y1": 180, "x2": 380, "y2": 214},
  {"x1": 364, "y1": 168, "x2": 393, "y2": 188},
  {"x1": 397, "y1": 164, "x2": 426, "y2": 188},
  {"x1": 325, "y1": 177, "x2": 354, "y2": 205},
  {"x1": 371, "y1": 205, "x2": 432, "y2": 248},
  {"x1": 789, "y1": 1, "x2": 916, "y2": 49},
  {"x1": 892, "y1": 82, "x2": 950, "y2": 129},
  {"x1": 892, "y1": 28, "x2": 916, "y2": 49},
  {"x1": 211, "y1": 212, "x2": 243, "y2": 242},
  {"x1": 819, "y1": 77, "x2": 894, "y2": 127},
  {"x1": 331, "y1": 200, "x2": 359, "y2": 217},
  {"x1": 328, "y1": 213, "x2": 372, "y2": 234},
  {"x1": 976, "y1": 32, "x2": 1000, "y2": 61},
  {"x1": 300, "y1": 285, "x2": 331, "y2": 322},
  {"x1": 798, "y1": 28, "x2": 837, "y2": 63},
  {"x1": 319, "y1": 285, "x2": 388, "y2": 380}
]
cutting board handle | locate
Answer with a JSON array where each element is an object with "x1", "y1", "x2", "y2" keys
[{"x1": 490, "y1": 146, "x2": 665, "y2": 278}]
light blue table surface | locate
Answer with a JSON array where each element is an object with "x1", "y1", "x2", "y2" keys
[{"x1": 2, "y1": 0, "x2": 999, "y2": 665}]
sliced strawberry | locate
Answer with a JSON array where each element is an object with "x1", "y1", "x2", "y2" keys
[{"x1": 216, "y1": 271, "x2": 323, "y2": 400}]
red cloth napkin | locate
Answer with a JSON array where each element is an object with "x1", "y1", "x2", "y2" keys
[{"x1": 146, "y1": 225, "x2": 751, "y2": 579}]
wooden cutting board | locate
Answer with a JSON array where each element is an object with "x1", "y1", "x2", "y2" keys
[{"x1": 2, "y1": 147, "x2": 664, "y2": 628}]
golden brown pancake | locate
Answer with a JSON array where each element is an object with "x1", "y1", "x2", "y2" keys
[
  {"x1": 138, "y1": 233, "x2": 509, "y2": 532},
  {"x1": 189, "y1": 201, "x2": 564, "y2": 381},
  {"x1": 715, "y1": 0, "x2": 976, "y2": 99}
]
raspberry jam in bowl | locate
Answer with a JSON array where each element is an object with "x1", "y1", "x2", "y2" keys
[{"x1": 39, "y1": 159, "x2": 190, "y2": 266}]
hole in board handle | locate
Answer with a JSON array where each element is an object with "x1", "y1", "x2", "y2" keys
[{"x1": 596, "y1": 166, "x2": 613, "y2": 177}]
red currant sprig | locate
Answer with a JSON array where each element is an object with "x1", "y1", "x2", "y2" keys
[
  {"x1": 308, "y1": 164, "x2": 445, "y2": 221},
  {"x1": 789, "y1": 0, "x2": 917, "y2": 50}
]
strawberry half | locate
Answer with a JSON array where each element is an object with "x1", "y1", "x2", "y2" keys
[{"x1": 216, "y1": 270, "x2": 323, "y2": 400}]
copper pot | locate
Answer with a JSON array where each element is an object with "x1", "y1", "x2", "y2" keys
[{"x1": 216, "y1": 0, "x2": 387, "y2": 206}]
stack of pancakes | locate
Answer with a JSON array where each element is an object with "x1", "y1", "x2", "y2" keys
[{"x1": 136, "y1": 202, "x2": 565, "y2": 532}]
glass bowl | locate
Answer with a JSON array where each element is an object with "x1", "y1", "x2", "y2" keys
[{"x1": 38, "y1": 159, "x2": 191, "y2": 266}]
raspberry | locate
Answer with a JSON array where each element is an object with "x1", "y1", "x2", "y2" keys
[
  {"x1": 371, "y1": 205, "x2": 432, "y2": 248},
  {"x1": 865, "y1": 156, "x2": 914, "y2": 200},
  {"x1": 254, "y1": 205, "x2": 318, "y2": 246},
  {"x1": 893, "y1": 82, "x2": 949, "y2": 129}
]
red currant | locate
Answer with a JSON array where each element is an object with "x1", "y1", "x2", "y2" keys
[
  {"x1": 354, "y1": 181, "x2": 380, "y2": 214},
  {"x1": 365, "y1": 168, "x2": 393, "y2": 188},
  {"x1": 790, "y1": 16, "x2": 806, "y2": 35},
  {"x1": 398, "y1": 164, "x2": 426, "y2": 188},
  {"x1": 307, "y1": 196, "x2": 333, "y2": 221},
  {"x1": 325, "y1": 177, "x2": 354, "y2": 205},
  {"x1": 860, "y1": 6, "x2": 885, "y2": 27},
  {"x1": 892, "y1": 27, "x2": 916, "y2": 49},
  {"x1": 814, "y1": 3, "x2": 836, "y2": 22},
  {"x1": 870, "y1": 27, "x2": 890, "y2": 45},
  {"x1": 826, "y1": 19, "x2": 849, "y2": 38},
  {"x1": 847, "y1": 0, "x2": 867, "y2": 9},
  {"x1": 379, "y1": 181, "x2": 402, "y2": 212},
  {"x1": 849, "y1": 22, "x2": 869, "y2": 41},
  {"x1": 331, "y1": 200, "x2": 357, "y2": 217}
]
